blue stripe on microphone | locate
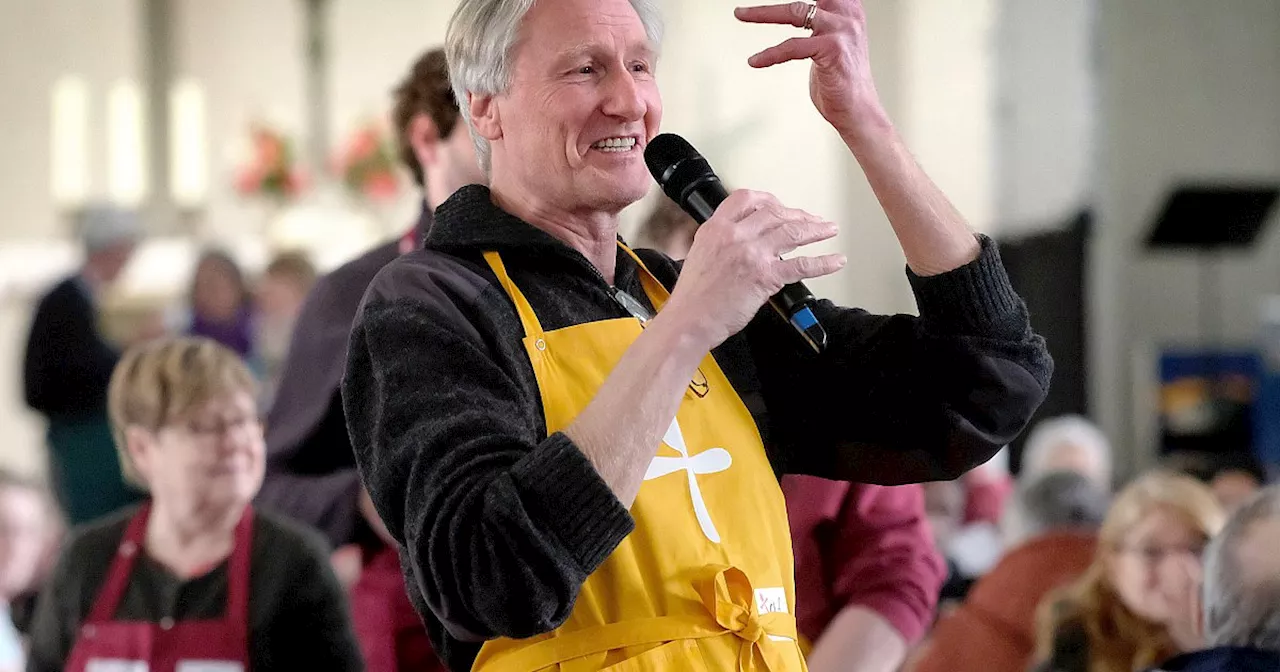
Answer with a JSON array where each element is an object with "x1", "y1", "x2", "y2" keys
[{"x1": 789, "y1": 306, "x2": 819, "y2": 330}]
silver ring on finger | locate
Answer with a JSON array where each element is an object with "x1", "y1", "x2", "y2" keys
[{"x1": 802, "y1": 2, "x2": 818, "y2": 31}]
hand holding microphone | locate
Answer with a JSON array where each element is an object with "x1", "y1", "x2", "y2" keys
[{"x1": 646, "y1": 133, "x2": 845, "y2": 353}]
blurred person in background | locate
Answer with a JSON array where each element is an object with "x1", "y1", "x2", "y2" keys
[
  {"x1": 1032, "y1": 472, "x2": 1225, "y2": 672},
  {"x1": 1206, "y1": 454, "x2": 1266, "y2": 514},
  {"x1": 23, "y1": 205, "x2": 145, "y2": 525},
  {"x1": 25, "y1": 337, "x2": 362, "y2": 672},
  {"x1": 785, "y1": 478, "x2": 944, "y2": 672},
  {"x1": 257, "y1": 46, "x2": 481, "y2": 672},
  {"x1": 910, "y1": 470, "x2": 1108, "y2": 672},
  {"x1": 187, "y1": 249, "x2": 255, "y2": 360},
  {"x1": 253, "y1": 251, "x2": 317, "y2": 408},
  {"x1": 1161, "y1": 450, "x2": 1268, "y2": 515},
  {"x1": 0, "y1": 472, "x2": 48, "y2": 672},
  {"x1": 634, "y1": 194, "x2": 698, "y2": 259},
  {"x1": 1154, "y1": 485, "x2": 1280, "y2": 672},
  {"x1": 1021, "y1": 415, "x2": 1114, "y2": 490}
]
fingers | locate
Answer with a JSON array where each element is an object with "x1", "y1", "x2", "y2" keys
[
  {"x1": 765, "y1": 216, "x2": 839, "y2": 255},
  {"x1": 747, "y1": 36, "x2": 824, "y2": 69},
  {"x1": 735, "y1": 2, "x2": 818, "y2": 28},
  {"x1": 779, "y1": 253, "x2": 847, "y2": 284}
]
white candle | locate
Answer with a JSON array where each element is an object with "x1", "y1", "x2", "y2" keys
[
  {"x1": 107, "y1": 79, "x2": 148, "y2": 207},
  {"x1": 170, "y1": 78, "x2": 208, "y2": 209},
  {"x1": 50, "y1": 75, "x2": 90, "y2": 208}
]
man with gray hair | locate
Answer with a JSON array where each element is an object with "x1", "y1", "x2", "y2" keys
[
  {"x1": 344, "y1": 0, "x2": 1051, "y2": 669},
  {"x1": 1155, "y1": 485, "x2": 1280, "y2": 671},
  {"x1": 23, "y1": 205, "x2": 143, "y2": 525}
]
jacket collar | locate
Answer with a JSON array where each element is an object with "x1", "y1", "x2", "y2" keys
[{"x1": 426, "y1": 185, "x2": 642, "y2": 288}]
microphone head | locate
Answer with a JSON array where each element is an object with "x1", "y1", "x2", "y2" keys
[{"x1": 645, "y1": 133, "x2": 716, "y2": 203}]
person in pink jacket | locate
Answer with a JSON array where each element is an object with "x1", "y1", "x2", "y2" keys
[{"x1": 784, "y1": 476, "x2": 946, "y2": 672}]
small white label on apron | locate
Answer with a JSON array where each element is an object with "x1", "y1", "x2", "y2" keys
[
  {"x1": 86, "y1": 660, "x2": 149, "y2": 672},
  {"x1": 754, "y1": 587, "x2": 789, "y2": 616},
  {"x1": 176, "y1": 662, "x2": 244, "y2": 672}
]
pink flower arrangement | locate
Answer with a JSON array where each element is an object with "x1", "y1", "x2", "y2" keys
[
  {"x1": 334, "y1": 121, "x2": 401, "y2": 201},
  {"x1": 234, "y1": 124, "x2": 307, "y2": 201}
]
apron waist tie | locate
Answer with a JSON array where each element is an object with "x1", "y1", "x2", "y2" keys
[{"x1": 483, "y1": 566, "x2": 796, "y2": 672}]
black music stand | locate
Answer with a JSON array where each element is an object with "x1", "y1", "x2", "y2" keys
[
  {"x1": 1145, "y1": 184, "x2": 1279, "y2": 343},
  {"x1": 1145, "y1": 184, "x2": 1279, "y2": 458}
]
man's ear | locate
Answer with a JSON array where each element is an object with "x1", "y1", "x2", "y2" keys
[
  {"x1": 468, "y1": 91, "x2": 502, "y2": 142},
  {"x1": 408, "y1": 113, "x2": 440, "y2": 167}
]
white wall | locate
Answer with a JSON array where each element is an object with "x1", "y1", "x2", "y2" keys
[
  {"x1": 1093, "y1": 0, "x2": 1280, "y2": 478},
  {"x1": 993, "y1": 0, "x2": 1096, "y2": 232}
]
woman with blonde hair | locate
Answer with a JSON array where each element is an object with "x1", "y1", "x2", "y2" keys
[{"x1": 1032, "y1": 471, "x2": 1226, "y2": 672}]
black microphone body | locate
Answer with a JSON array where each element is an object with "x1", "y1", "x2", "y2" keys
[{"x1": 645, "y1": 133, "x2": 827, "y2": 353}]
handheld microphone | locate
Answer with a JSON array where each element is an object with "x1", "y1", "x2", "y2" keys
[{"x1": 644, "y1": 133, "x2": 827, "y2": 354}]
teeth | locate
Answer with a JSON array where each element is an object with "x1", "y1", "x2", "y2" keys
[{"x1": 592, "y1": 137, "x2": 636, "y2": 152}]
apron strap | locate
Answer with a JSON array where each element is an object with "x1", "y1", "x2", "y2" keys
[
  {"x1": 223, "y1": 506, "x2": 255, "y2": 631},
  {"x1": 483, "y1": 251, "x2": 545, "y2": 338},
  {"x1": 86, "y1": 503, "x2": 152, "y2": 623},
  {"x1": 617, "y1": 243, "x2": 671, "y2": 313}
]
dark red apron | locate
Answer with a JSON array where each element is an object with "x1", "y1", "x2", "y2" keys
[
  {"x1": 64, "y1": 503, "x2": 254, "y2": 672},
  {"x1": 350, "y1": 544, "x2": 444, "y2": 672}
]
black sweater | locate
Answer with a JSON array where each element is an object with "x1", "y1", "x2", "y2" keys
[{"x1": 342, "y1": 185, "x2": 1053, "y2": 671}]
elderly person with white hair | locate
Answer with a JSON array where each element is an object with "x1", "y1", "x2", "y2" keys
[
  {"x1": 23, "y1": 205, "x2": 145, "y2": 525},
  {"x1": 1020, "y1": 415, "x2": 1113, "y2": 489},
  {"x1": 1152, "y1": 485, "x2": 1280, "y2": 672},
  {"x1": 343, "y1": 0, "x2": 1052, "y2": 670}
]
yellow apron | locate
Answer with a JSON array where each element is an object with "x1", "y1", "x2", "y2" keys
[{"x1": 472, "y1": 247, "x2": 806, "y2": 672}]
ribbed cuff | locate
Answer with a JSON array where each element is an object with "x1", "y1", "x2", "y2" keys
[
  {"x1": 510, "y1": 432, "x2": 636, "y2": 573},
  {"x1": 907, "y1": 235, "x2": 1022, "y2": 334}
]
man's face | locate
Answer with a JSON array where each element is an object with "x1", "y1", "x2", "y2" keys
[{"x1": 487, "y1": 0, "x2": 662, "y2": 213}]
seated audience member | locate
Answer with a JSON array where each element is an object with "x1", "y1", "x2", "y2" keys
[
  {"x1": 1020, "y1": 415, "x2": 1113, "y2": 488},
  {"x1": 785, "y1": 477, "x2": 945, "y2": 672},
  {"x1": 1032, "y1": 472, "x2": 1225, "y2": 672},
  {"x1": 1154, "y1": 485, "x2": 1280, "y2": 671},
  {"x1": 0, "y1": 472, "x2": 49, "y2": 672},
  {"x1": 910, "y1": 471, "x2": 1108, "y2": 672},
  {"x1": 253, "y1": 251, "x2": 317, "y2": 407},
  {"x1": 25, "y1": 337, "x2": 362, "y2": 672},
  {"x1": 187, "y1": 250, "x2": 255, "y2": 360}
]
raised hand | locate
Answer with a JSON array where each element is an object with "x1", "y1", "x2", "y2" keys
[{"x1": 735, "y1": 0, "x2": 886, "y2": 137}]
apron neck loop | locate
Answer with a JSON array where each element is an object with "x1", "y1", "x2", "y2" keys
[
  {"x1": 483, "y1": 251, "x2": 546, "y2": 338},
  {"x1": 616, "y1": 242, "x2": 670, "y2": 312}
]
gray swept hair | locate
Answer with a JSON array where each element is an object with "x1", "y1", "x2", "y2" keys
[
  {"x1": 1202, "y1": 485, "x2": 1280, "y2": 653},
  {"x1": 445, "y1": 0, "x2": 664, "y2": 173}
]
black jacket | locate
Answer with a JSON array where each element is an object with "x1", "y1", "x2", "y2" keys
[
  {"x1": 257, "y1": 208, "x2": 430, "y2": 547},
  {"x1": 342, "y1": 185, "x2": 1052, "y2": 671},
  {"x1": 23, "y1": 276, "x2": 119, "y2": 419}
]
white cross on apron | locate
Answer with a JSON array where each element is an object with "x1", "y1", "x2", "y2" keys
[{"x1": 643, "y1": 417, "x2": 733, "y2": 542}]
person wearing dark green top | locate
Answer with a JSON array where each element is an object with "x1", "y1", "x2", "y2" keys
[{"x1": 22, "y1": 206, "x2": 143, "y2": 525}]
